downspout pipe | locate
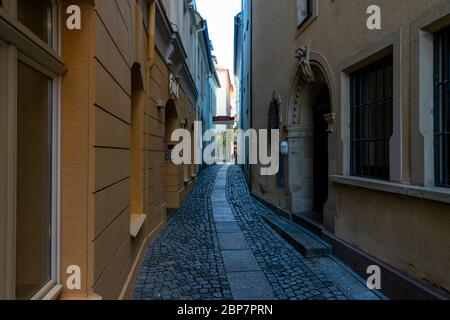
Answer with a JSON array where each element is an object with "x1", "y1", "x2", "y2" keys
[{"x1": 148, "y1": 0, "x2": 156, "y2": 69}]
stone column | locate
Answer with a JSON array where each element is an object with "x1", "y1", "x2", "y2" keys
[
  {"x1": 323, "y1": 113, "x2": 337, "y2": 232},
  {"x1": 287, "y1": 126, "x2": 314, "y2": 214}
]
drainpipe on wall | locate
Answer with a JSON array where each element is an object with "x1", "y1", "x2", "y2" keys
[
  {"x1": 148, "y1": 0, "x2": 156, "y2": 69},
  {"x1": 145, "y1": 0, "x2": 156, "y2": 232}
]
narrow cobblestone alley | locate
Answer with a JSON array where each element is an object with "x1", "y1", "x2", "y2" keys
[{"x1": 133, "y1": 165, "x2": 382, "y2": 301}]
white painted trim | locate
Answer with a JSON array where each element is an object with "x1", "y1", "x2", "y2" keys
[
  {"x1": 0, "y1": 6, "x2": 65, "y2": 75},
  {"x1": 130, "y1": 214, "x2": 147, "y2": 238},
  {"x1": 42, "y1": 284, "x2": 63, "y2": 300},
  {"x1": 31, "y1": 280, "x2": 57, "y2": 301}
]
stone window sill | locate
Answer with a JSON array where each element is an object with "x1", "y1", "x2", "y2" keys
[
  {"x1": 330, "y1": 175, "x2": 450, "y2": 205},
  {"x1": 296, "y1": 15, "x2": 317, "y2": 37},
  {"x1": 42, "y1": 284, "x2": 63, "y2": 300},
  {"x1": 130, "y1": 214, "x2": 147, "y2": 238}
]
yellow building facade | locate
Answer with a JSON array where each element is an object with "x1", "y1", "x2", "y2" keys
[{"x1": 0, "y1": 0, "x2": 199, "y2": 300}]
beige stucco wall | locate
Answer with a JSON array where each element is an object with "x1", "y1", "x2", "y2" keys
[
  {"x1": 336, "y1": 186, "x2": 450, "y2": 291},
  {"x1": 251, "y1": 0, "x2": 450, "y2": 292},
  {"x1": 60, "y1": 0, "x2": 169, "y2": 299}
]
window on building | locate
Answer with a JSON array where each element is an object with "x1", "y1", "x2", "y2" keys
[
  {"x1": 16, "y1": 62, "x2": 53, "y2": 300},
  {"x1": 350, "y1": 56, "x2": 393, "y2": 181},
  {"x1": 17, "y1": 0, "x2": 53, "y2": 45},
  {"x1": 297, "y1": 0, "x2": 312, "y2": 27},
  {"x1": 0, "y1": 0, "x2": 62, "y2": 300},
  {"x1": 434, "y1": 26, "x2": 450, "y2": 188},
  {"x1": 140, "y1": 0, "x2": 150, "y2": 34}
]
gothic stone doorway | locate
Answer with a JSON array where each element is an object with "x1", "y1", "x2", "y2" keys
[{"x1": 288, "y1": 66, "x2": 332, "y2": 224}]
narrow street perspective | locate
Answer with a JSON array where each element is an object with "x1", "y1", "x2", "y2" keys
[
  {"x1": 133, "y1": 165, "x2": 381, "y2": 300},
  {"x1": 0, "y1": 0, "x2": 449, "y2": 305}
]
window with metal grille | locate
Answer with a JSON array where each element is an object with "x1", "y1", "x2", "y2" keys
[
  {"x1": 350, "y1": 56, "x2": 393, "y2": 180},
  {"x1": 434, "y1": 26, "x2": 450, "y2": 188}
]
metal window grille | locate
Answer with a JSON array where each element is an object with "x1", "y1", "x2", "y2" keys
[
  {"x1": 350, "y1": 56, "x2": 393, "y2": 180},
  {"x1": 434, "y1": 26, "x2": 450, "y2": 188}
]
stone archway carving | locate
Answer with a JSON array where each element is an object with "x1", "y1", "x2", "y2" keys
[
  {"x1": 286, "y1": 48, "x2": 336, "y2": 217},
  {"x1": 287, "y1": 49, "x2": 336, "y2": 128},
  {"x1": 295, "y1": 44, "x2": 314, "y2": 84}
]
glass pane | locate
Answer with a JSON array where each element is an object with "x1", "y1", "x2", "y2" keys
[
  {"x1": 16, "y1": 62, "x2": 52, "y2": 300},
  {"x1": 17, "y1": 0, "x2": 52, "y2": 45},
  {"x1": 297, "y1": 0, "x2": 310, "y2": 26}
]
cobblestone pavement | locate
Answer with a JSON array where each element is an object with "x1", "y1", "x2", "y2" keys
[
  {"x1": 133, "y1": 166, "x2": 232, "y2": 300},
  {"x1": 133, "y1": 165, "x2": 379, "y2": 300}
]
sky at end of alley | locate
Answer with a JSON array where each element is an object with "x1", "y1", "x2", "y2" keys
[{"x1": 196, "y1": 0, "x2": 242, "y2": 76}]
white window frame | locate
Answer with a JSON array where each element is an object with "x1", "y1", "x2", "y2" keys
[{"x1": 0, "y1": 0, "x2": 63, "y2": 300}]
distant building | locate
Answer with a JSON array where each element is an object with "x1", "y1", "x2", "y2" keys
[
  {"x1": 194, "y1": 12, "x2": 220, "y2": 169},
  {"x1": 234, "y1": 1, "x2": 252, "y2": 181},
  {"x1": 215, "y1": 67, "x2": 234, "y2": 131}
]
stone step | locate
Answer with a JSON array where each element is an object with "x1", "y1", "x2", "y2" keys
[{"x1": 262, "y1": 214, "x2": 332, "y2": 258}]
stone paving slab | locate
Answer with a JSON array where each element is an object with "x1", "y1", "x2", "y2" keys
[
  {"x1": 227, "y1": 271, "x2": 276, "y2": 300},
  {"x1": 211, "y1": 193, "x2": 227, "y2": 201},
  {"x1": 221, "y1": 250, "x2": 261, "y2": 272},
  {"x1": 211, "y1": 201, "x2": 230, "y2": 207},
  {"x1": 217, "y1": 233, "x2": 250, "y2": 250},
  {"x1": 213, "y1": 206, "x2": 233, "y2": 215},
  {"x1": 215, "y1": 222, "x2": 242, "y2": 233},
  {"x1": 213, "y1": 214, "x2": 237, "y2": 222}
]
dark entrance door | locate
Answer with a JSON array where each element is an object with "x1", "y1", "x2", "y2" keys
[{"x1": 312, "y1": 88, "x2": 330, "y2": 220}]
